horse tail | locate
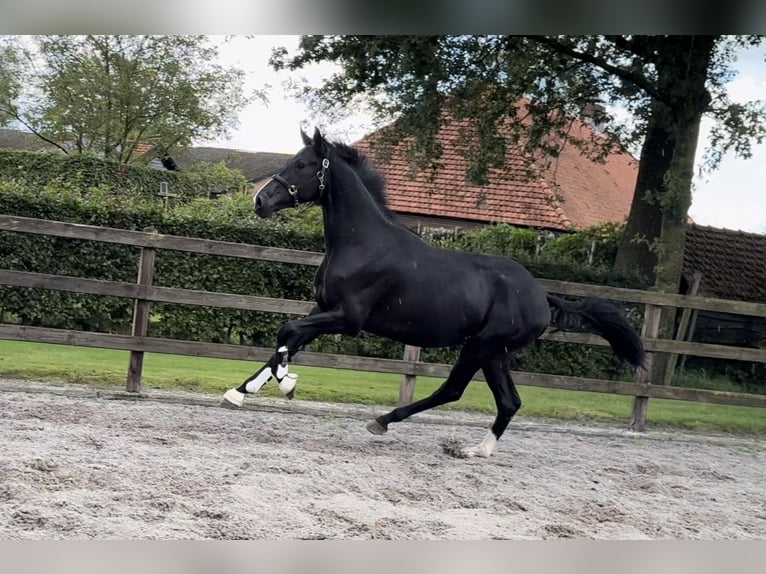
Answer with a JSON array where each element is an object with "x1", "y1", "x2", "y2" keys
[{"x1": 546, "y1": 294, "x2": 645, "y2": 367}]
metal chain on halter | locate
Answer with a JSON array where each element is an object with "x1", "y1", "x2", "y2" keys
[
  {"x1": 317, "y1": 158, "x2": 330, "y2": 191},
  {"x1": 286, "y1": 183, "x2": 299, "y2": 204}
]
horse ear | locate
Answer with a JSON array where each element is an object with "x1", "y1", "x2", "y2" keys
[
  {"x1": 300, "y1": 128, "x2": 312, "y2": 146},
  {"x1": 312, "y1": 127, "x2": 327, "y2": 154}
]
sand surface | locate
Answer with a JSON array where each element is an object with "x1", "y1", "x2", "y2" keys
[{"x1": 1, "y1": 380, "x2": 764, "y2": 540}]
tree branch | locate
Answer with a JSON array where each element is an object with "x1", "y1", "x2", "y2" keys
[
  {"x1": 523, "y1": 36, "x2": 672, "y2": 108},
  {"x1": 609, "y1": 35, "x2": 659, "y2": 61},
  {"x1": 1, "y1": 105, "x2": 69, "y2": 154}
]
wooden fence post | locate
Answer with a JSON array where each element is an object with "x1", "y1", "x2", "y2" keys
[
  {"x1": 629, "y1": 303, "x2": 662, "y2": 431},
  {"x1": 662, "y1": 271, "x2": 702, "y2": 386},
  {"x1": 126, "y1": 228, "x2": 157, "y2": 392},
  {"x1": 398, "y1": 345, "x2": 421, "y2": 406}
]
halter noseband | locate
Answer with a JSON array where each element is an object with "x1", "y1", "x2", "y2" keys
[{"x1": 271, "y1": 158, "x2": 330, "y2": 206}]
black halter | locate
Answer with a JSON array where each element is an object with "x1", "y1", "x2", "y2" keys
[{"x1": 270, "y1": 158, "x2": 330, "y2": 206}]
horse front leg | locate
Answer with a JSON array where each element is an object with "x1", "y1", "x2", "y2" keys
[
  {"x1": 220, "y1": 305, "x2": 325, "y2": 409},
  {"x1": 220, "y1": 306, "x2": 361, "y2": 409},
  {"x1": 272, "y1": 306, "x2": 362, "y2": 378},
  {"x1": 221, "y1": 349, "x2": 301, "y2": 408}
]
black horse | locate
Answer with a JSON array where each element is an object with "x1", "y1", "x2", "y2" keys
[{"x1": 221, "y1": 128, "x2": 644, "y2": 458}]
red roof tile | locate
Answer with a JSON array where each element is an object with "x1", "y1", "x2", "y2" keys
[
  {"x1": 133, "y1": 141, "x2": 155, "y2": 156},
  {"x1": 355, "y1": 112, "x2": 637, "y2": 231}
]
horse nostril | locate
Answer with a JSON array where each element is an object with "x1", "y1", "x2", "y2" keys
[{"x1": 254, "y1": 194, "x2": 263, "y2": 211}]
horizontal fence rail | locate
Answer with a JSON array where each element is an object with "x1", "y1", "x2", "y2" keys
[
  {"x1": 2, "y1": 214, "x2": 766, "y2": 429},
  {"x1": 2, "y1": 267, "x2": 764, "y2": 364},
  {"x1": 2, "y1": 214, "x2": 763, "y2": 317},
  {"x1": 1, "y1": 323, "x2": 764, "y2": 410},
  {"x1": 0, "y1": 214, "x2": 325, "y2": 266},
  {"x1": 0, "y1": 269, "x2": 317, "y2": 316},
  {"x1": 537, "y1": 278, "x2": 766, "y2": 318}
]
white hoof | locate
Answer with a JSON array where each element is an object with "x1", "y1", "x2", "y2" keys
[
  {"x1": 221, "y1": 388, "x2": 245, "y2": 408},
  {"x1": 278, "y1": 373, "x2": 297, "y2": 396},
  {"x1": 460, "y1": 430, "x2": 498, "y2": 458},
  {"x1": 460, "y1": 446, "x2": 491, "y2": 458}
]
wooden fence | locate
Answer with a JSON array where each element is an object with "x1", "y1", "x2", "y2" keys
[{"x1": 1, "y1": 214, "x2": 765, "y2": 431}]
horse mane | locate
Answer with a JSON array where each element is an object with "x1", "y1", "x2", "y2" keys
[{"x1": 331, "y1": 142, "x2": 393, "y2": 214}]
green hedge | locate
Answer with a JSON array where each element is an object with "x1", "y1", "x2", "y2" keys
[
  {"x1": 0, "y1": 182, "x2": 321, "y2": 348},
  {"x1": 0, "y1": 176, "x2": 650, "y2": 380},
  {"x1": 0, "y1": 149, "x2": 247, "y2": 202}
]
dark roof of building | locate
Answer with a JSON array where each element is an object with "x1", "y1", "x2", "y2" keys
[
  {"x1": 0, "y1": 128, "x2": 291, "y2": 182},
  {"x1": 0, "y1": 128, "x2": 61, "y2": 152},
  {"x1": 683, "y1": 224, "x2": 766, "y2": 303},
  {"x1": 168, "y1": 147, "x2": 291, "y2": 182}
]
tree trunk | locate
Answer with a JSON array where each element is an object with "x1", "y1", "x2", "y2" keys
[
  {"x1": 650, "y1": 106, "x2": 705, "y2": 383},
  {"x1": 654, "y1": 115, "x2": 701, "y2": 294},
  {"x1": 642, "y1": 36, "x2": 715, "y2": 384},
  {"x1": 614, "y1": 105, "x2": 674, "y2": 282}
]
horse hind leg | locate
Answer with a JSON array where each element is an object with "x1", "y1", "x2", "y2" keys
[
  {"x1": 367, "y1": 347, "x2": 481, "y2": 435},
  {"x1": 454, "y1": 356, "x2": 521, "y2": 459}
]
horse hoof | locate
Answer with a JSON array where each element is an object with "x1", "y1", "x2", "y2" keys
[
  {"x1": 440, "y1": 438, "x2": 493, "y2": 459},
  {"x1": 366, "y1": 419, "x2": 388, "y2": 435},
  {"x1": 220, "y1": 389, "x2": 245, "y2": 409},
  {"x1": 278, "y1": 373, "x2": 297, "y2": 397}
]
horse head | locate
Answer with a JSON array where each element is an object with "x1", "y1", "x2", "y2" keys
[{"x1": 253, "y1": 127, "x2": 331, "y2": 217}]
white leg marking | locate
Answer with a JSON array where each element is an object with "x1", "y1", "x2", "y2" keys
[
  {"x1": 461, "y1": 430, "x2": 498, "y2": 458},
  {"x1": 275, "y1": 362, "x2": 289, "y2": 380},
  {"x1": 244, "y1": 367, "x2": 272, "y2": 393},
  {"x1": 222, "y1": 388, "x2": 245, "y2": 408},
  {"x1": 275, "y1": 346, "x2": 289, "y2": 379}
]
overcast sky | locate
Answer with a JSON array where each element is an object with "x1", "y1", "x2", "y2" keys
[{"x1": 205, "y1": 36, "x2": 766, "y2": 234}]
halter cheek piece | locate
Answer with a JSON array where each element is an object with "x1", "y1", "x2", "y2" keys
[{"x1": 270, "y1": 158, "x2": 330, "y2": 206}]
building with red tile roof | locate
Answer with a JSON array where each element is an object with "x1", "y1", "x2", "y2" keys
[{"x1": 354, "y1": 114, "x2": 638, "y2": 232}]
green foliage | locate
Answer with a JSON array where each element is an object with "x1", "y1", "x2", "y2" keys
[
  {"x1": 451, "y1": 223, "x2": 540, "y2": 256},
  {"x1": 178, "y1": 161, "x2": 249, "y2": 198},
  {"x1": 440, "y1": 221, "x2": 645, "y2": 288},
  {"x1": 275, "y1": 36, "x2": 764, "y2": 185},
  {"x1": 0, "y1": 148, "x2": 246, "y2": 202},
  {"x1": 3, "y1": 35, "x2": 254, "y2": 164},
  {"x1": 678, "y1": 358, "x2": 766, "y2": 395},
  {"x1": 542, "y1": 222, "x2": 623, "y2": 268},
  {"x1": 0, "y1": 37, "x2": 27, "y2": 126}
]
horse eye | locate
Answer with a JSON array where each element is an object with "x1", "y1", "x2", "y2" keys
[{"x1": 296, "y1": 161, "x2": 306, "y2": 169}]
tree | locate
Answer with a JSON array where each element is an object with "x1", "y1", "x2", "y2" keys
[
  {"x1": 0, "y1": 35, "x2": 256, "y2": 164},
  {"x1": 271, "y1": 35, "x2": 765, "y2": 294},
  {"x1": 0, "y1": 37, "x2": 30, "y2": 128}
]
